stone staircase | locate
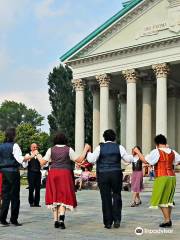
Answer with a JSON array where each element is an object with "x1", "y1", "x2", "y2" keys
[{"x1": 143, "y1": 173, "x2": 180, "y2": 193}]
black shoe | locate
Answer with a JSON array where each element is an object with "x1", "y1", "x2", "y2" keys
[
  {"x1": 34, "y1": 205, "x2": 41, "y2": 207},
  {"x1": 159, "y1": 220, "x2": 172, "y2": 228},
  {"x1": 54, "y1": 221, "x2": 60, "y2": 228},
  {"x1": 0, "y1": 220, "x2": 10, "y2": 226},
  {"x1": 104, "y1": 224, "x2": 112, "y2": 229},
  {"x1": 30, "y1": 204, "x2": 34, "y2": 207},
  {"x1": 59, "y1": 221, "x2": 66, "y2": 229},
  {"x1": 113, "y1": 220, "x2": 120, "y2": 228},
  {"x1": 10, "y1": 220, "x2": 22, "y2": 226}
]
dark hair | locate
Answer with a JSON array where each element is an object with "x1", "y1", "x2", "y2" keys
[
  {"x1": 4, "y1": 128, "x2": 16, "y2": 143},
  {"x1": 134, "y1": 145, "x2": 142, "y2": 153},
  {"x1": 53, "y1": 132, "x2": 68, "y2": 145},
  {"x1": 103, "y1": 129, "x2": 116, "y2": 142},
  {"x1": 154, "y1": 134, "x2": 167, "y2": 145}
]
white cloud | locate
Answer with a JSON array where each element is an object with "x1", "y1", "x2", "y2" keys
[{"x1": 35, "y1": 0, "x2": 69, "y2": 19}]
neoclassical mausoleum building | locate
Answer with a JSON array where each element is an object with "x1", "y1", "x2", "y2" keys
[{"x1": 60, "y1": 0, "x2": 180, "y2": 156}]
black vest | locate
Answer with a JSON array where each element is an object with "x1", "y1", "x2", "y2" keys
[
  {"x1": 28, "y1": 154, "x2": 41, "y2": 172},
  {"x1": 0, "y1": 142, "x2": 20, "y2": 172},
  {"x1": 132, "y1": 160, "x2": 142, "y2": 171},
  {"x1": 97, "y1": 142, "x2": 121, "y2": 173}
]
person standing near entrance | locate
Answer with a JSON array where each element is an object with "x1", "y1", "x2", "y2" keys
[
  {"x1": 86, "y1": 129, "x2": 134, "y2": 229},
  {"x1": 25, "y1": 143, "x2": 42, "y2": 207},
  {"x1": 0, "y1": 128, "x2": 31, "y2": 226}
]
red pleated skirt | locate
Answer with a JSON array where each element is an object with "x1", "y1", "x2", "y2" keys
[
  {"x1": 45, "y1": 169, "x2": 77, "y2": 210},
  {"x1": 0, "y1": 172, "x2": 2, "y2": 194}
]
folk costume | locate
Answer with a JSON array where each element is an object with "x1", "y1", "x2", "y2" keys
[
  {"x1": 87, "y1": 141, "x2": 133, "y2": 228},
  {"x1": 0, "y1": 142, "x2": 26, "y2": 225},
  {"x1": 44, "y1": 145, "x2": 78, "y2": 210},
  {"x1": 147, "y1": 148, "x2": 180, "y2": 208},
  {"x1": 131, "y1": 156, "x2": 144, "y2": 193},
  {"x1": 25, "y1": 152, "x2": 42, "y2": 207}
]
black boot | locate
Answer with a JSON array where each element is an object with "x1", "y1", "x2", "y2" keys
[{"x1": 59, "y1": 215, "x2": 66, "y2": 229}]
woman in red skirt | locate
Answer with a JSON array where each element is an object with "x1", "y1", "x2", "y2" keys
[{"x1": 39, "y1": 132, "x2": 88, "y2": 229}]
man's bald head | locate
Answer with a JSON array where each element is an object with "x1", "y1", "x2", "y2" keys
[{"x1": 30, "y1": 143, "x2": 38, "y2": 151}]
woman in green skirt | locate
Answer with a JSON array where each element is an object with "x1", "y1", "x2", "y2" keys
[{"x1": 134, "y1": 134, "x2": 180, "y2": 228}]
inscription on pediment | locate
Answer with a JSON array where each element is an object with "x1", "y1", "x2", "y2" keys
[{"x1": 136, "y1": 6, "x2": 180, "y2": 39}]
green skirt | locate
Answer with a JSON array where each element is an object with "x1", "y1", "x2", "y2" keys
[{"x1": 150, "y1": 176, "x2": 176, "y2": 209}]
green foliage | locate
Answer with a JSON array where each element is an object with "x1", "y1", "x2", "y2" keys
[
  {"x1": 0, "y1": 100, "x2": 44, "y2": 131},
  {"x1": 48, "y1": 64, "x2": 93, "y2": 147},
  {"x1": 48, "y1": 64, "x2": 75, "y2": 146},
  {"x1": 0, "y1": 130, "x2": 5, "y2": 143},
  {"x1": 16, "y1": 123, "x2": 50, "y2": 155}
]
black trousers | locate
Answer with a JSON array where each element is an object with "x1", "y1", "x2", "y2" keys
[
  {"x1": 28, "y1": 171, "x2": 41, "y2": 206},
  {"x1": 98, "y1": 170, "x2": 123, "y2": 226},
  {"x1": 0, "y1": 171, "x2": 20, "y2": 222}
]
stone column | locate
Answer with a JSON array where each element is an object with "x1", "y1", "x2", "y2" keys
[
  {"x1": 109, "y1": 90, "x2": 118, "y2": 132},
  {"x1": 152, "y1": 63, "x2": 169, "y2": 137},
  {"x1": 122, "y1": 69, "x2": 137, "y2": 153},
  {"x1": 72, "y1": 79, "x2": 85, "y2": 155},
  {"x1": 119, "y1": 94, "x2": 126, "y2": 147},
  {"x1": 96, "y1": 74, "x2": 111, "y2": 141},
  {"x1": 167, "y1": 87, "x2": 176, "y2": 149},
  {"x1": 142, "y1": 80, "x2": 152, "y2": 155},
  {"x1": 91, "y1": 86, "x2": 100, "y2": 150}
]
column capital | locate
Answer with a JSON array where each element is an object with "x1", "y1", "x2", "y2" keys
[
  {"x1": 96, "y1": 73, "x2": 111, "y2": 87},
  {"x1": 122, "y1": 69, "x2": 138, "y2": 83},
  {"x1": 152, "y1": 63, "x2": 170, "y2": 78},
  {"x1": 72, "y1": 79, "x2": 85, "y2": 91}
]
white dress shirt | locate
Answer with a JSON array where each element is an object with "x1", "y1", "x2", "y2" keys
[
  {"x1": 13, "y1": 143, "x2": 27, "y2": 168},
  {"x1": 86, "y1": 141, "x2": 134, "y2": 164}
]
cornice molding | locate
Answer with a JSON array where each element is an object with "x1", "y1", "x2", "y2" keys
[{"x1": 67, "y1": 36, "x2": 180, "y2": 67}]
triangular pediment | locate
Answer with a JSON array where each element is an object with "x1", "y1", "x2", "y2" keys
[{"x1": 62, "y1": 0, "x2": 180, "y2": 62}]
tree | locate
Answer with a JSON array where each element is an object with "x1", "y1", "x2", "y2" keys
[
  {"x1": 16, "y1": 123, "x2": 50, "y2": 155},
  {"x1": 0, "y1": 130, "x2": 5, "y2": 143},
  {"x1": 48, "y1": 64, "x2": 75, "y2": 146},
  {"x1": 48, "y1": 64, "x2": 93, "y2": 147},
  {"x1": 0, "y1": 100, "x2": 44, "y2": 131}
]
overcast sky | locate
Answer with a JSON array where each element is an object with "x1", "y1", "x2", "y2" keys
[{"x1": 0, "y1": 0, "x2": 123, "y2": 132}]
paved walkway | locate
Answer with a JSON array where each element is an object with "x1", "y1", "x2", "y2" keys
[{"x1": 0, "y1": 185, "x2": 180, "y2": 240}]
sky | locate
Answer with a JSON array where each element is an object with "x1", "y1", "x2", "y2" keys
[{"x1": 0, "y1": 0, "x2": 123, "y2": 132}]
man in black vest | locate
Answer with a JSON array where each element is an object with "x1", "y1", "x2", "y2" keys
[
  {"x1": 25, "y1": 143, "x2": 42, "y2": 207},
  {"x1": 0, "y1": 128, "x2": 31, "y2": 226},
  {"x1": 86, "y1": 129, "x2": 133, "y2": 229}
]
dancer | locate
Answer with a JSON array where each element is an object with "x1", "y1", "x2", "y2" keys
[
  {"x1": 39, "y1": 132, "x2": 88, "y2": 229},
  {"x1": 0, "y1": 128, "x2": 31, "y2": 226},
  {"x1": 130, "y1": 146, "x2": 144, "y2": 207},
  {"x1": 86, "y1": 129, "x2": 134, "y2": 229},
  {"x1": 134, "y1": 134, "x2": 180, "y2": 227},
  {"x1": 25, "y1": 143, "x2": 42, "y2": 207}
]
